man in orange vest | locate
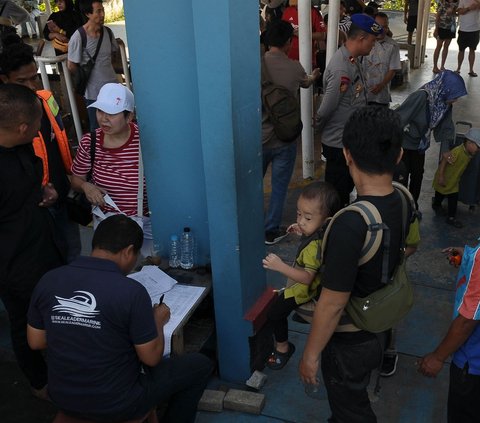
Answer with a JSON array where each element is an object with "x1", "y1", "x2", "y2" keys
[{"x1": 0, "y1": 39, "x2": 81, "y2": 261}]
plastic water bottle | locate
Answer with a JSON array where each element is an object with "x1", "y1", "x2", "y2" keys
[
  {"x1": 180, "y1": 227, "x2": 194, "y2": 270},
  {"x1": 168, "y1": 235, "x2": 180, "y2": 268},
  {"x1": 304, "y1": 376, "x2": 323, "y2": 400}
]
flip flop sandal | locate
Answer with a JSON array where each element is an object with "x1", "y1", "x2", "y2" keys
[
  {"x1": 266, "y1": 342, "x2": 296, "y2": 370},
  {"x1": 469, "y1": 72, "x2": 478, "y2": 77}
]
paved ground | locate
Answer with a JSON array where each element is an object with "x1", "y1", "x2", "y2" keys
[{"x1": 2, "y1": 18, "x2": 480, "y2": 423}]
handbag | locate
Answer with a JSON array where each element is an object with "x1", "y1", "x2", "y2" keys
[
  {"x1": 66, "y1": 132, "x2": 96, "y2": 226},
  {"x1": 345, "y1": 257, "x2": 414, "y2": 333},
  {"x1": 73, "y1": 27, "x2": 104, "y2": 96}
]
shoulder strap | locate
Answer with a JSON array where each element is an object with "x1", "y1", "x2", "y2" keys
[
  {"x1": 392, "y1": 181, "x2": 417, "y2": 223},
  {"x1": 79, "y1": 26, "x2": 104, "y2": 62},
  {"x1": 92, "y1": 27, "x2": 104, "y2": 62},
  {"x1": 392, "y1": 182, "x2": 414, "y2": 266},
  {"x1": 296, "y1": 221, "x2": 329, "y2": 264},
  {"x1": 322, "y1": 201, "x2": 386, "y2": 263},
  {"x1": 260, "y1": 55, "x2": 273, "y2": 86},
  {"x1": 87, "y1": 131, "x2": 96, "y2": 182},
  {"x1": 105, "y1": 26, "x2": 113, "y2": 44},
  {"x1": 321, "y1": 185, "x2": 415, "y2": 284},
  {"x1": 79, "y1": 26, "x2": 87, "y2": 49},
  {"x1": 321, "y1": 200, "x2": 391, "y2": 283}
]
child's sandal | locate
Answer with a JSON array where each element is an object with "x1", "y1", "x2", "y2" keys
[{"x1": 266, "y1": 342, "x2": 296, "y2": 370}]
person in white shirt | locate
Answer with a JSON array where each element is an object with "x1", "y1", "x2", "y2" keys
[{"x1": 456, "y1": 0, "x2": 480, "y2": 76}]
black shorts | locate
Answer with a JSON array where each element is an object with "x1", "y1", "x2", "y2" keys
[
  {"x1": 407, "y1": 14, "x2": 417, "y2": 32},
  {"x1": 438, "y1": 26, "x2": 456, "y2": 40},
  {"x1": 458, "y1": 30, "x2": 480, "y2": 51}
]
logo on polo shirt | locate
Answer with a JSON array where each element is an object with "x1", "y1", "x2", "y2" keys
[{"x1": 51, "y1": 291, "x2": 101, "y2": 329}]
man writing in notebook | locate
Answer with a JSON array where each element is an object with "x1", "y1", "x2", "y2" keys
[{"x1": 27, "y1": 214, "x2": 213, "y2": 422}]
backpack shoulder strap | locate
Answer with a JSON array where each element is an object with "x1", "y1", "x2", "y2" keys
[
  {"x1": 79, "y1": 26, "x2": 87, "y2": 49},
  {"x1": 392, "y1": 181, "x2": 417, "y2": 225},
  {"x1": 105, "y1": 26, "x2": 114, "y2": 44},
  {"x1": 321, "y1": 200, "x2": 388, "y2": 267},
  {"x1": 260, "y1": 55, "x2": 273, "y2": 86}
]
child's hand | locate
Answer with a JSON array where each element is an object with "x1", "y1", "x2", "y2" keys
[
  {"x1": 287, "y1": 223, "x2": 302, "y2": 236},
  {"x1": 263, "y1": 253, "x2": 284, "y2": 271},
  {"x1": 443, "y1": 151, "x2": 455, "y2": 164},
  {"x1": 437, "y1": 174, "x2": 446, "y2": 187}
]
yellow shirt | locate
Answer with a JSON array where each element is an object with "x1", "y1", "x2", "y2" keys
[
  {"x1": 284, "y1": 239, "x2": 322, "y2": 305},
  {"x1": 433, "y1": 144, "x2": 472, "y2": 195}
]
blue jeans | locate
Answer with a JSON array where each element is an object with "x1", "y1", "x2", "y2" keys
[
  {"x1": 263, "y1": 142, "x2": 297, "y2": 232},
  {"x1": 85, "y1": 98, "x2": 99, "y2": 133}
]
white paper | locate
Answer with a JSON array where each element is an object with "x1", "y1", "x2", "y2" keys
[
  {"x1": 129, "y1": 268, "x2": 206, "y2": 356},
  {"x1": 92, "y1": 194, "x2": 121, "y2": 219},
  {"x1": 161, "y1": 285, "x2": 206, "y2": 356},
  {"x1": 128, "y1": 266, "x2": 177, "y2": 301}
]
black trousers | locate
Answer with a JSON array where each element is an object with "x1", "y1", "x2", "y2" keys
[
  {"x1": 448, "y1": 362, "x2": 480, "y2": 423},
  {"x1": 401, "y1": 149, "x2": 426, "y2": 208},
  {"x1": 323, "y1": 144, "x2": 354, "y2": 207},
  {"x1": 267, "y1": 293, "x2": 298, "y2": 343},
  {"x1": 321, "y1": 332, "x2": 383, "y2": 423},
  {"x1": 434, "y1": 191, "x2": 459, "y2": 218},
  {"x1": 0, "y1": 290, "x2": 47, "y2": 389}
]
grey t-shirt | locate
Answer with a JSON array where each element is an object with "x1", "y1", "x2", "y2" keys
[
  {"x1": 262, "y1": 50, "x2": 308, "y2": 149},
  {"x1": 316, "y1": 45, "x2": 367, "y2": 149},
  {"x1": 68, "y1": 26, "x2": 119, "y2": 101}
]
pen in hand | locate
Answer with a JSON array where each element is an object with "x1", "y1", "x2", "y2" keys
[{"x1": 159, "y1": 294, "x2": 165, "y2": 305}]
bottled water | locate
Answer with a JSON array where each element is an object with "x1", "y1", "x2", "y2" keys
[
  {"x1": 168, "y1": 235, "x2": 180, "y2": 268},
  {"x1": 180, "y1": 227, "x2": 194, "y2": 270}
]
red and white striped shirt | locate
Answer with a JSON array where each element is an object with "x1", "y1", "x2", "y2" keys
[{"x1": 71, "y1": 122, "x2": 149, "y2": 216}]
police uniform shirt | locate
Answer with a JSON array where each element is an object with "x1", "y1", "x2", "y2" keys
[{"x1": 316, "y1": 45, "x2": 367, "y2": 149}]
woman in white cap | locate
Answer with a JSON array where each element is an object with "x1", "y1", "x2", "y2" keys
[{"x1": 70, "y1": 83, "x2": 152, "y2": 256}]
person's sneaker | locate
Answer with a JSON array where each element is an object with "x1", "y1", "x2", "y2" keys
[
  {"x1": 380, "y1": 352, "x2": 398, "y2": 377},
  {"x1": 446, "y1": 217, "x2": 463, "y2": 228},
  {"x1": 265, "y1": 229, "x2": 289, "y2": 245}
]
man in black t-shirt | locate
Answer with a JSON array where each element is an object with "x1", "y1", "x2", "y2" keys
[{"x1": 299, "y1": 106, "x2": 411, "y2": 422}]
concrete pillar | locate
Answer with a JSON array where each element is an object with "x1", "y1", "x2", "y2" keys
[{"x1": 123, "y1": 0, "x2": 266, "y2": 381}]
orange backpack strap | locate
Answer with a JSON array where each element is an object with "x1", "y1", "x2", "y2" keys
[
  {"x1": 36, "y1": 90, "x2": 73, "y2": 174},
  {"x1": 32, "y1": 133, "x2": 49, "y2": 186}
]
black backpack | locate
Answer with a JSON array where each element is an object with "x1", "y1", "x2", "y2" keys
[{"x1": 261, "y1": 56, "x2": 303, "y2": 143}]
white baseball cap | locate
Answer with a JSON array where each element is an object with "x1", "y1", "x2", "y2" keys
[
  {"x1": 465, "y1": 128, "x2": 480, "y2": 148},
  {"x1": 88, "y1": 83, "x2": 134, "y2": 114}
]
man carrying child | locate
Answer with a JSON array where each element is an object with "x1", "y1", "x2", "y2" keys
[{"x1": 299, "y1": 106, "x2": 419, "y2": 422}]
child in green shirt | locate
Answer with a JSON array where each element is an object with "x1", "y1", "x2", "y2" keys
[
  {"x1": 432, "y1": 128, "x2": 480, "y2": 228},
  {"x1": 263, "y1": 182, "x2": 341, "y2": 370}
]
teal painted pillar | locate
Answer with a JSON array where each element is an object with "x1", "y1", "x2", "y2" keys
[{"x1": 124, "y1": 1, "x2": 266, "y2": 381}]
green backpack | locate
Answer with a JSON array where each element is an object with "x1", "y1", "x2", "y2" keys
[
  {"x1": 261, "y1": 56, "x2": 303, "y2": 143},
  {"x1": 320, "y1": 182, "x2": 415, "y2": 333}
]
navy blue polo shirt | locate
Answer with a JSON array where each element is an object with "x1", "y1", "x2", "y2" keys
[{"x1": 28, "y1": 256, "x2": 157, "y2": 416}]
